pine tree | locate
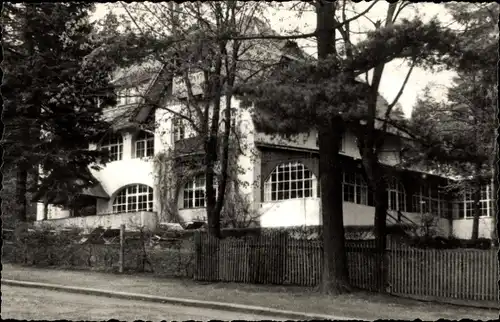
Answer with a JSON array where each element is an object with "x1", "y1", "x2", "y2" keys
[
  {"x1": 408, "y1": 3, "x2": 497, "y2": 241},
  {"x1": 2, "y1": 3, "x2": 117, "y2": 225}
]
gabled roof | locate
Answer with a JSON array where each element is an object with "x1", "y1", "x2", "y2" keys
[
  {"x1": 113, "y1": 17, "x2": 306, "y2": 126},
  {"x1": 111, "y1": 60, "x2": 163, "y2": 88},
  {"x1": 103, "y1": 60, "x2": 166, "y2": 129}
]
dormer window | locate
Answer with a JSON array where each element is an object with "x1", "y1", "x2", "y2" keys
[
  {"x1": 134, "y1": 131, "x2": 154, "y2": 158},
  {"x1": 118, "y1": 86, "x2": 141, "y2": 106},
  {"x1": 101, "y1": 133, "x2": 123, "y2": 162}
]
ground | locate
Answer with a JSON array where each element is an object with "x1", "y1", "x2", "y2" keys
[
  {"x1": 2, "y1": 264, "x2": 498, "y2": 320},
  {"x1": 2, "y1": 285, "x2": 283, "y2": 321}
]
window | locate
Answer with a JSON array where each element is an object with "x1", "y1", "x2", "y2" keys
[
  {"x1": 173, "y1": 118, "x2": 186, "y2": 142},
  {"x1": 134, "y1": 131, "x2": 154, "y2": 158},
  {"x1": 412, "y1": 182, "x2": 448, "y2": 216},
  {"x1": 458, "y1": 185, "x2": 493, "y2": 218},
  {"x1": 112, "y1": 184, "x2": 153, "y2": 213},
  {"x1": 343, "y1": 171, "x2": 368, "y2": 205},
  {"x1": 172, "y1": 117, "x2": 197, "y2": 142},
  {"x1": 182, "y1": 175, "x2": 218, "y2": 208},
  {"x1": 101, "y1": 133, "x2": 123, "y2": 161},
  {"x1": 412, "y1": 184, "x2": 430, "y2": 214},
  {"x1": 439, "y1": 198, "x2": 450, "y2": 218},
  {"x1": 387, "y1": 177, "x2": 406, "y2": 212},
  {"x1": 118, "y1": 87, "x2": 141, "y2": 106},
  {"x1": 264, "y1": 162, "x2": 317, "y2": 201}
]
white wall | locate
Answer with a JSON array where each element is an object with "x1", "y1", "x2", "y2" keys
[
  {"x1": 260, "y1": 199, "x2": 381, "y2": 228},
  {"x1": 36, "y1": 203, "x2": 70, "y2": 220},
  {"x1": 260, "y1": 198, "x2": 321, "y2": 227},
  {"x1": 36, "y1": 130, "x2": 157, "y2": 221},
  {"x1": 90, "y1": 160, "x2": 155, "y2": 214},
  {"x1": 237, "y1": 103, "x2": 261, "y2": 211},
  {"x1": 259, "y1": 199, "x2": 452, "y2": 238},
  {"x1": 452, "y1": 217, "x2": 494, "y2": 239},
  {"x1": 155, "y1": 108, "x2": 173, "y2": 152},
  {"x1": 91, "y1": 131, "x2": 155, "y2": 214}
]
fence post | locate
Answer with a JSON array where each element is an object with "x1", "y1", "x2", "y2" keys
[
  {"x1": 119, "y1": 224, "x2": 125, "y2": 273},
  {"x1": 193, "y1": 230, "x2": 201, "y2": 280},
  {"x1": 385, "y1": 235, "x2": 391, "y2": 293}
]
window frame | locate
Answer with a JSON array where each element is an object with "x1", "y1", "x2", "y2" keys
[
  {"x1": 101, "y1": 133, "x2": 123, "y2": 162},
  {"x1": 172, "y1": 117, "x2": 186, "y2": 142},
  {"x1": 458, "y1": 185, "x2": 492, "y2": 219},
  {"x1": 118, "y1": 86, "x2": 141, "y2": 106},
  {"x1": 182, "y1": 175, "x2": 218, "y2": 209},
  {"x1": 342, "y1": 170, "x2": 368, "y2": 205},
  {"x1": 387, "y1": 177, "x2": 406, "y2": 212},
  {"x1": 134, "y1": 131, "x2": 155, "y2": 158},
  {"x1": 112, "y1": 184, "x2": 154, "y2": 213}
]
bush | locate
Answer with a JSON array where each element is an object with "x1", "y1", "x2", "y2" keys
[
  {"x1": 3, "y1": 224, "x2": 84, "y2": 266},
  {"x1": 409, "y1": 236, "x2": 492, "y2": 249}
]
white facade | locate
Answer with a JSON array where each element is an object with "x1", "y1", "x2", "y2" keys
[{"x1": 36, "y1": 84, "x2": 495, "y2": 240}]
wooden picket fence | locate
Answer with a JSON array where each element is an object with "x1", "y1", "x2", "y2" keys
[
  {"x1": 194, "y1": 231, "x2": 383, "y2": 289},
  {"x1": 388, "y1": 241, "x2": 498, "y2": 302},
  {"x1": 194, "y1": 231, "x2": 499, "y2": 302}
]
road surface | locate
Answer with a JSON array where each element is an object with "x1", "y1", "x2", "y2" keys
[{"x1": 2, "y1": 285, "x2": 284, "y2": 321}]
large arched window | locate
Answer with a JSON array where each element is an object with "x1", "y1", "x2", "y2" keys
[
  {"x1": 264, "y1": 162, "x2": 317, "y2": 202},
  {"x1": 101, "y1": 133, "x2": 123, "y2": 162},
  {"x1": 182, "y1": 175, "x2": 218, "y2": 208},
  {"x1": 343, "y1": 171, "x2": 368, "y2": 205},
  {"x1": 387, "y1": 177, "x2": 406, "y2": 212},
  {"x1": 112, "y1": 184, "x2": 153, "y2": 213}
]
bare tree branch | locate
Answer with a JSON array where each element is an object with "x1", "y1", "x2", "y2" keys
[
  {"x1": 387, "y1": 58, "x2": 416, "y2": 110},
  {"x1": 392, "y1": 1, "x2": 412, "y2": 22}
]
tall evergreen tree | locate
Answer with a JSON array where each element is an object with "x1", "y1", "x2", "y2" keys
[
  {"x1": 407, "y1": 3, "x2": 498, "y2": 241},
  {"x1": 1, "y1": 3, "x2": 116, "y2": 224}
]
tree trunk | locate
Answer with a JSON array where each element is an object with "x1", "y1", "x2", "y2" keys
[
  {"x1": 318, "y1": 119, "x2": 351, "y2": 294},
  {"x1": 15, "y1": 167, "x2": 28, "y2": 223},
  {"x1": 471, "y1": 164, "x2": 482, "y2": 241},
  {"x1": 316, "y1": 0, "x2": 350, "y2": 294},
  {"x1": 205, "y1": 57, "x2": 224, "y2": 239},
  {"x1": 43, "y1": 199, "x2": 49, "y2": 220},
  {"x1": 360, "y1": 150, "x2": 388, "y2": 292}
]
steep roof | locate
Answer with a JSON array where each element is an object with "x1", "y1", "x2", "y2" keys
[
  {"x1": 112, "y1": 17, "x2": 307, "y2": 125},
  {"x1": 111, "y1": 59, "x2": 164, "y2": 88}
]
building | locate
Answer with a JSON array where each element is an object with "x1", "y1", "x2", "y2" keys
[{"x1": 35, "y1": 22, "x2": 495, "y2": 240}]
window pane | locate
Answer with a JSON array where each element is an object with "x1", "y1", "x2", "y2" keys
[
  {"x1": 264, "y1": 162, "x2": 317, "y2": 201},
  {"x1": 146, "y1": 140, "x2": 155, "y2": 156}
]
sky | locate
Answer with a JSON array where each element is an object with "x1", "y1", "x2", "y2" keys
[{"x1": 92, "y1": 2, "x2": 457, "y2": 118}]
